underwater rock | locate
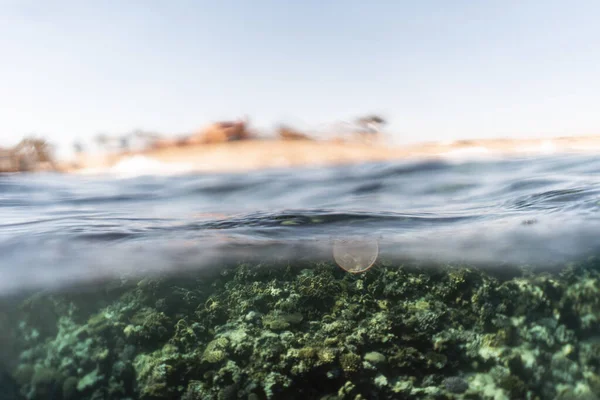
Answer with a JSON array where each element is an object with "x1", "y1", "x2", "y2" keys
[
  {"x1": 363, "y1": 351, "x2": 386, "y2": 365},
  {"x1": 261, "y1": 311, "x2": 303, "y2": 331},
  {"x1": 202, "y1": 337, "x2": 229, "y2": 364},
  {"x1": 76, "y1": 368, "x2": 103, "y2": 392},
  {"x1": 442, "y1": 376, "x2": 469, "y2": 394},
  {"x1": 339, "y1": 353, "x2": 362, "y2": 373},
  {"x1": 3, "y1": 259, "x2": 600, "y2": 399}
]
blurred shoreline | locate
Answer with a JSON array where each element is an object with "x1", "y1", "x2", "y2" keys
[{"x1": 61, "y1": 134, "x2": 600, "y2": 175}]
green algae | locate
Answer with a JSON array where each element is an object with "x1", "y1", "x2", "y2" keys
[
  {"x1": 202, "y1": 337, "x2": 230, "y2": 363},
  {"x1": 2, "y1": 258, "x2": 600, "y2": 399}
]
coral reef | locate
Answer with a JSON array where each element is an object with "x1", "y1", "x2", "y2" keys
[{"x1": 1, "y1": 258, "x2": 600, "y2": 399}]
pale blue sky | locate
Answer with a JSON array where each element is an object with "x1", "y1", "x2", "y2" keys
[{"x1": 2, "y1": 0, "x2": 600, "y2": 157}]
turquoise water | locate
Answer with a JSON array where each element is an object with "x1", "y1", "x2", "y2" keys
[{"x1": 1, "y1": 155, "x2": 600, "y2": 399}]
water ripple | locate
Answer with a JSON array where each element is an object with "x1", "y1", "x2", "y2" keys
[{"x1": 2, "y1": 154, "x2": 600, "y2": 294}]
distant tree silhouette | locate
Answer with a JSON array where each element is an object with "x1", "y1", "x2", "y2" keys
[
  {"x1": 73, "y1": 141, "x2": 84, "y2": 154},
  {"x1": 356, "y1": 115, "x2": 387, "y2": 134},
  {"x1": 95, "y1": 133, "x2": 109, "y2": 150},
  {"x1": 359, "y1": 115, "x2": 386, "y2": 124},
  {"x1": 13, "y1": 136, "x2": 56, "y2": 170},
  {"x1": 120, "y1": 136, "x2": 130, "y2": 151}
]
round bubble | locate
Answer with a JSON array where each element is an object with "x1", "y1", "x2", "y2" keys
[{"x1": 332, "y1": 238, "x2": 379, "y2": 273}]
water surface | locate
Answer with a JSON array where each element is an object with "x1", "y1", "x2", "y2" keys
[{"x1": 2, "y1": 153, "x2": 600, "y2": 295}]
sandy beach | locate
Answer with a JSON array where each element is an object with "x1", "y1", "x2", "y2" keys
[{"x1": 64, "y1": 135, "x2": 600, "y2": 175}]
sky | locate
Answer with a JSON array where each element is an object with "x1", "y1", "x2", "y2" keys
[{"x1": 2, "y1": 0, "x2": 600, "y2": 158}]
